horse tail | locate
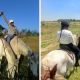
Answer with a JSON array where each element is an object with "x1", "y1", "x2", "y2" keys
[{"x1": 50, "y1": 64, "x2": 57, "y2": 79}]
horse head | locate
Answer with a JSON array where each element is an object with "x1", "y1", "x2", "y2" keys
[{"x1": 28, "y1": 52, "x2": 39, "y2": 78}]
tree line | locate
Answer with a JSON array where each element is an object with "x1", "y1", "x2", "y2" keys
[
  {"x1": 58, "y1": 19, "x2": 80, "y2": 22},
  {"x1": 19, "y1": 29, "x2": 39, "y2": 36}
]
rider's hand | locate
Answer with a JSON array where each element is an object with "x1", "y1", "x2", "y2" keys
[{"x1": 0, "y1": 12, "x2": 3, "y2": 16}]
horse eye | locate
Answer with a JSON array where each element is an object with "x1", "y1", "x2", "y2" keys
[{"x1": 30, "y1": 62, "x2": 33, "y2": 64}]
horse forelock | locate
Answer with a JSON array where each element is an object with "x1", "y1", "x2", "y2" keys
[{"x1": 29, "y1": 52, "x2": 39, "y2": 77}]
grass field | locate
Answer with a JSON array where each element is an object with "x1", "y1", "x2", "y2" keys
[
  {"x1": 22, "y1": 36, "x2": 39, "y2": 53},
  {"x1": 41, "y1": 21, "x2": 80, "y2": 80}
]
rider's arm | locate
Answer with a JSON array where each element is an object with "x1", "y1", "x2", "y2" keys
[
  {"x1": 2, "y1": 14, "x2": 9, "y2": 26},
  {"x1": 0, "y1": 12, "x2": 9, "y2": 26}
]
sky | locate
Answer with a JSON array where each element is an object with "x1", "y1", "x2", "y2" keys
[
  {"x1": 0, "y1": 0, "x2": 39, "y2": 32},
  {"x1": 41, "y1": 0, "x2": 80, "y2": 21}
]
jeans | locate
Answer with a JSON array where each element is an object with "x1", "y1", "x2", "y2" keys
[{"x1": 6, "y1": 34, "x2": 14, "y2": 43}]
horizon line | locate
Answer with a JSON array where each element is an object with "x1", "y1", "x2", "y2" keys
[{"x1": 41, "y1": 18, "x2": 80, "y2": 21}]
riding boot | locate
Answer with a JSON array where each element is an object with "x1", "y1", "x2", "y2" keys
[{"x1": 75, "y1": 55, "x2": 79, "y2": 67}]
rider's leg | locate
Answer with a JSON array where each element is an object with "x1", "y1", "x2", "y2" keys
[{"x1": 6, "y1": 34, "x2": 13, "y2": 43}]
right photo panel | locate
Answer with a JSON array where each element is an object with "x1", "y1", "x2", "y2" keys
[{"x1": 41, "y1": 0, "x2": 80, "y2": 80}]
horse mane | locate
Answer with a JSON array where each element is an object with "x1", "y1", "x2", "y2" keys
[{"x1": 50, "y1": 64, "x2": 57, "y2": 79}]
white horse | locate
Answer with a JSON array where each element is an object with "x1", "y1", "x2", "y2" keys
[
  {"x1": 41, "y1": 35, "x2": 79, "y2": 80},
  {"x1": 9, "y1": 36, "x2": 38, "y2": 77},
  {"x1": 0, "y1": 38, "x2": 17, "y2": 79}
]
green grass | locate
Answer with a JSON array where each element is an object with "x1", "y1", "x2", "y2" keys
[
  {"x1": 41, "y1": 21, "x2": 80, "y2": 80},
  {"x1": 68, "y1": 67, "x2": 80, "y2": 80}
]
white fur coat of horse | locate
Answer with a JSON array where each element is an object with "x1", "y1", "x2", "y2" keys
[{"x1": 42, "y1": 50, "x2": 75, "y2": 80}]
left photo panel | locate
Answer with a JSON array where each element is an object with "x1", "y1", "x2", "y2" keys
[{"x1": 0, "y1": 0, "x2": 39, "y2": 80}]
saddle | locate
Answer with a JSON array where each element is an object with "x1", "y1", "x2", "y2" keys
[
  {"x1": 59, "y1": 44, "x2": 76, "y2": 60},
  {"x1": 60, "y1": 48, "x2": 79, "y2": 66},
  {"x1": 62, "y1": 49, "x2": 75, "y2": 60},
  {"x1": 5, "y1": 34, "x2": 16, "y2": 44}
]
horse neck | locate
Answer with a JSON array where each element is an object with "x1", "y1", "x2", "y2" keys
[
  {"x1": 11, "y1": 36, "x2": 30, "y2": 56},
  {"x1": 0, "y1": 39, "x2": 16, "y2": 64}
]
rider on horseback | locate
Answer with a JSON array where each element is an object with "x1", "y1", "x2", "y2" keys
[
  {"x1": 0, "y1": 12, "x2": 18, "y2": 43},
  {"x1": 57, "y1": 20, "x2": 80, "y2": 66},
  {"x1": 6, "y1": 19, "x2": 17, "y2": 43}
]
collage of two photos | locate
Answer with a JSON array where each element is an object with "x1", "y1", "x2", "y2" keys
[{"x1": 0, "y1": 0, "x2": 80, "y2": 80}]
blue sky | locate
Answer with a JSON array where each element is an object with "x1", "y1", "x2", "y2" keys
[
  {"x1": 0, "y1": 0, "x2": 39, "y2": 32},
  {"x1": 41, "y1": 0, "x2": 80, "y2": 21}
]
